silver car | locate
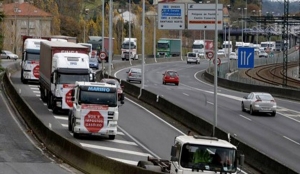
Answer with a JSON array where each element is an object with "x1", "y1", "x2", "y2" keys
[
  {"x1": 126, "y1": 68, "x2": 142, "y2": 83},
  {"x1": 0, "y1": 50, "x2": 18, "y2": 60},
  {"x1": 241, "y1": 92, "x2": 277, "y2": 116}
]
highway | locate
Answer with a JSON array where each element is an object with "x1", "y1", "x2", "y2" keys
[
  {"x1": 9, "y1": 66, "x2": 185, "y2": 168},
  {"x1": 0, "y1": 60, "x2": 81, "y2": 174},
  {"x1": 115, "y1": 59, "x2": 300, "y2": 173}
]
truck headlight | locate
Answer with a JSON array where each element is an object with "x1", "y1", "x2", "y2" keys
[{"x1": 109, "y1": 121, "x2": 117, "y2": 127}]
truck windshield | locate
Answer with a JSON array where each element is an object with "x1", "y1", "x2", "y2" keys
[
  {"x1": 180, "y1": 144, "x2": 237, "y2": 172},
  {"x1": 122, "y1": 43, "x2": 136, "y2": 49},
  {"x1": 57, "y1": 74, "x2": 90, "y2": 84},
  {"x1": 157, "y1": 43, "x2": 169, "y2": 49},
  {"x1": 25, "y1": 53, "x2": 40, "y2": 61},
  {"x1": 192, "y1": 44, "x2": 204, "y2": 49},
  {"x1": 79, "y1": 91, "x2": 117, "y2": 107}
]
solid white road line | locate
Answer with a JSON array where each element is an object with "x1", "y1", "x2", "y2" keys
[
  {"x1": 183, "y1": 93, "x2": 189, "y2": 96},
  {"x1": 107, "y1": 139, "x2": 137, "y2": 146},
  {"x1": 54, "y1": 116, "x2": 68, "y2": 120},
  {"x1": 239, "y1": 115, "x2": 252, "y2": 121},
  {"x1": 80, "y1": 143, "x2": 152, "y2": 157},
  {"x1": 283, "y1": 136, "x2": 300, "y2": 145},
  {"x1": 30, "y1": 87, "x2": 39, "y2": 90}
]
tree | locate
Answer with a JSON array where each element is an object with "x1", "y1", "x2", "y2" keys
[
  {"x1": 44, "y1": 0, "x2": 60, "y2": 34},
  {"x1": 60, "y1": 15, "x2": 81, "y2": 37}
]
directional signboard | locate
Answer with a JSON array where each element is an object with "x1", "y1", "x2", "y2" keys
[
  {"x1": 238, "y1": 47, "x2": 255, "y2": 69},
  {"x1": 187, "y1": 4, "x2": 223, "y2": 30},
  {"x1": 158, "y1": 3, "x2": 185, "y2": 30}
]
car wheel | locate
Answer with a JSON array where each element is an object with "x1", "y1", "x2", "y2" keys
[
  {"x1": 7, "y1": 56, "x2": 10, "y2": 59},
  {"x1": 175, "y1": 83, "x2": 179, "y2": 86},
  {"x1": 109, "y1": 135, "x2": 115, "y2": 140},
  {"x1": 271, "y1": 111, "x2": 276, "y2": 117},
  {"x1": 250, "y1": 106, "x2": 254, "y2": 115},
  {"x1": 241, "y1": 102, "x2": 246, "y2": 112}
]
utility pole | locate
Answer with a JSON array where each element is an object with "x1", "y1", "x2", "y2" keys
[{"x1": 245, "y1": 1, "x2": 300, "y2": 87}]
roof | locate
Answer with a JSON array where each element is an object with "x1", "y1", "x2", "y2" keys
[
  {"x1": 76, "y1": 81, "x2": 117, "y2": 88},
  {"x1": 2, "y1": 2, "x2": 52, "y2": 17},
  {"x1": 176, "y1": 135, "x2": 236, "y2": 149},
  {"x1": 42, "y1": 41, "x2": 87, "y2": 48}
]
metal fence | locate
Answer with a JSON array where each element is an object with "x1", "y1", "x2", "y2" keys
[{"x1": 208, "y1": 49, "x2": 300, "y2": 89}]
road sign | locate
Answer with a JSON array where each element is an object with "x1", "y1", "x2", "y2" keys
[
  {"x1": 100, "y1": 51, "x2": 106, "y2": 60},
  {"x1": 187, "y1": 4, "x2": 223, "y2": 30},
  {"x1": 213, "y1": 58, "x2": 221, "y2": 66},
  {"x1": 158, "y1": 3, "x2": 185, "y2": 30},
  {"x1": 238, "y1": 47, "x2": 255, "y2": 69},
  {"x1": 206, "y1": 51, "x2": 214, "y2": 59}
]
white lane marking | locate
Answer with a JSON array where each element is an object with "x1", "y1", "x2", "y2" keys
[
  {"x1": 283, "y1": 136, "x2": 300, "y2": 145},
  {"x1": 277, "y1": 112, "x2": 300, "y2": 123},
  {"x1": 107, "y1": 139, "x2": 137, "y2": 146},
  {"x1": 207, "y1": 101, "x2": 214, "y2": 105},
  {"x1": 28, "y1": 85, "x2": 38, "y2": 87},
  {"x1": 36, "y1": 94, "x2": 40, "y2": 97},
  {"x1": 80, "y1": 143, "x2": 152, "y2": 157},
  {"x1": 183, "y1": 93, "x2": 189, "y2": 96},
  {"x1": 30, "y1": 87, "x2": 39, "y2": 90},
  {"x1": 117, "y1": 126, "x2": 160, "y2": 158},
  {"x1": 0, "y1": 93, "x2": 45, "y2": 154},
  {"x1": 33, "y1": 91, "x2": 40, "y2": 93},
  {"x1": 61, "y1": 124, "x2": 67, "y2": 127},
  {"x1": 54, "y1": 116, "x2": 68, "y2": 120},
  {"x1": 108, "y1": 157, "x2": 137, "y2": 166},
  {"x1": 125, "y1": 97, "x2": 185, "y2": 135},
  {"x1": 239, "y1": 115, "x2": 252, "y2": 121}
]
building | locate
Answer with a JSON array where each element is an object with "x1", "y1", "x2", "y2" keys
[{"x1": 2, "y1": 0, "x2": 52, "y2": 56}]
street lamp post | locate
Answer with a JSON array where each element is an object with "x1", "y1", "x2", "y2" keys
[{"x1": 83, "y1": 8, "x2": 89, "y2": 43}]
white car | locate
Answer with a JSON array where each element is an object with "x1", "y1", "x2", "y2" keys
[
  {"x1": 258, "y1": 50, "x2": 268, "y2": 58},
  {"x1": 187, "y1": 52, "x2": 200, "y2": 64},
  {"x1": 229, "y1": 52, "x2": 237, "y2": 60},
  {"x1": 217, "y1": 49, "x2": 225, "y2": 56},
  {"x1": 0, "y1": 50, "x2": 18, "y2": 60},
  {"x1": 241, "y1": 92, "x2": 277, "y2": 116}
]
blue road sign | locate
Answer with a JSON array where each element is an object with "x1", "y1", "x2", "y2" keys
[
  {"x1": 161, "y1": 9, "x2": 181, "y2": 16},
  {"x1": 238, "y1": 47, "x2": 254, "y2": 69}
]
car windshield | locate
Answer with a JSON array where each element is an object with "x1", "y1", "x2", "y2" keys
[
  {"x1": 5, "y1": 51, "x2": 13, "y2": 54},
  {"x1": 167, "y1": 71, "x2": 178, "y2": 77},
  {"x1": 180, "y1": 144, "x2": 237, "y2": 172},
  {"x1": 131, "y1": 68, "x2": 141, "y2": 73},
  {"x1": 256, "y1": 94, "x2": 274, "y2": 101},
  {"x1": 79, "y1": 91, "x2": 117, "y2": 107},
  {"x1": 89, "y1": 58, "x2": 98, "y2": 62},
  {"x1": 188, "y1": 53, "x2": 197, "y2": 57},
  {"x1": 157, "y1": 43, "x2": 169, "y2": 49},
  {"x1": 122, "y1": 42, "x2": 136, "y2": 49},
  {"x1": 57, "y1": 74, "x2": 90, "y2": 84}
]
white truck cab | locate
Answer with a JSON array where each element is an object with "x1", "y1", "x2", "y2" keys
[
  {"x1": 121, "y1": 38, "x2": 138, "y2": 60},
  {"x1": 68, "y1": 81, "x2": 124, "y2": 140},
  {"x1": 138, "y1": 135, "x2": 244, "y2": 174}
]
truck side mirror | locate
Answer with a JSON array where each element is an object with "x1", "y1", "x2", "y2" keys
[
  {"x1": 90, "y1": 73, "x2": 95, "y2": 82},
  {"x1": 120, "y1": 94, "x2": 125, "y2": 104},
  {"x1": 170, "y1": 146, "x2": 177, "y2": 157}
]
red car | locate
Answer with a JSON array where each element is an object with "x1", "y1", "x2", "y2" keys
[{"x1": 162, "y1": 70, "x2": 179, "y2": 85}]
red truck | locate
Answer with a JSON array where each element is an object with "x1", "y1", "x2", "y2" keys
[
  {"x1": 87, "y1": 36, "x2": 114, "y2": 62},
  {"x1": 39, "y1": 41, "x2": 94, "y2": 114}
]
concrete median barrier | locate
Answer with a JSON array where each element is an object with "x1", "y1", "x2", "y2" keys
[{"x1": 2, "y1": 63, "x2": 162, "y2": 174}]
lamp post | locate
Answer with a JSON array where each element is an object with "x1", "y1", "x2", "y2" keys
[
  {"x1": 83, "y1": 8, "x2": 89, "y2": 43},
  {"x1": 27, "y1": 1, "x2": 33, "y2": 36},
  {"x1": 238, "y1": 8, "x2": 246, "y2": 42}
]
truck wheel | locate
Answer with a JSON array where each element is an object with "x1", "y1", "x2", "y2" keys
[
  {"x1": 72, "y1": 121, "x2": 80, "y2": 138},
  {"x1": 137, "y1": 161, "x2": 154, "y2": 168},
  {"x1": 109, "y1": 135, "x2": 115, "y2": 140},
  {"x1": 21, "y1": 71, "x2": 28, "y2": 84},
  {"x1": 47, "y1": 93, "x2": 52, "y2": 109},
  {"x1": 68, "y1": 113, "x2": 72, "y2": 131},
  {"x1": 40, "y1": 87, "x2": 46, "y2": 102}
]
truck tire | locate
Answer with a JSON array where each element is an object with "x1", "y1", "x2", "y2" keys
[
  {"x1": 21, "y1": 71, "x2": 28, "y2": 84},
  {"x1": 68, "y1": 112, "x2": 72, "y2": 131},
  {"x1": 40, "y1": 86, "x2": 46, "y2": 102},
  {"x1": 137, "y1": 161, "x2": 154, "y2": 168},
  {"x1": 109, "y1": 135, "x2": 115, "y2": 140},
  {"x1": 47, "y1": 93, "x2": 52, "y2": 109},
  {"x1": 72, "y1": 121, "x2": 80, "y2": 139}
]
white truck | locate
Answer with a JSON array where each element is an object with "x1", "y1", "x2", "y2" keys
[
  {"x1": 137, "y1": 134, "x2": 244, "y2": 174},
  {"x1": 21, "y1": 36, "x2": 51, "y2": 84},
  {"x1": 192, "y1": 40, "x2": 205, "y2": 57},
  {"x1": 222, "y1": 41, "x2": 232, "y2": 56},
  {"x1": 68, "y1": 81, "x2": 125, "y2": 140},
  {"x1": 39, "y1": 41, "x2": 94, "y2": 114},
  {"x1": 121, "y1": 38, "x2": 138, "y2": 61}
]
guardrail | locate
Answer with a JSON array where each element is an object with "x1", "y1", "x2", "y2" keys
[{"x1": 1, "y1": 63, "x2": 163, "y2": 174}]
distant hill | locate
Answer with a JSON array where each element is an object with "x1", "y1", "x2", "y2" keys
[{"x1": 262, "y1": 0, "x2": 300, "y2": 15}]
